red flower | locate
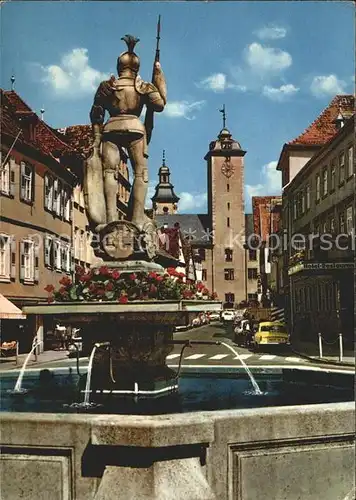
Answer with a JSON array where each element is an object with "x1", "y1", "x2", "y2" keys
[
  {"x1": 80, "y1": 273, "x2": 92, "y2": 283},
  {"x1": 118, "y1": 295, "x2": 128, "y2": 304},
  {"x1": 111, "y1": 270, "x2": 120, "y2": 280},
  {"x1": 106, "y1": 282, "x2": 114, "y2": 291},
  {"x1": 202, "y1": 287, "x2": 209, "y2": 295},
  {"x1": 149, "y1": 284, "x2": 157, "y2": 294},
  {"x1": 167, "y1": 267, "x2": 176, "y2": 275},
  {"x1": 47, "y1": 296, "x2": 54, "y2": 303},
  {"x1": 196, "y1": 282, "x2": 205, "y2": 291},
  {"x1": 59, "y1": 276, "x2": 71, "y2": 286},
  {"x1": 58, "y1": 286, "x2": 67, "y2": 295},
  {"x1": 183, "y1": 289, "x2": 193, "y2": 299},
  {"x1": 96, "y1": 288, "x2": 106, "y2": 296},
  {"x1": 129, "y1": 273, "x2": 137, "y2": 281},
  {"x1": 99, "y1": 266, "x2": 110, "y2": 276},
  {"x1": 89, "y1": 283, "x2": 97, "y2": 293},
  {"x1": 156, "y1": 275, "x2": 163, "y2": 282},
  {"x1": 178, "y1": 272, "x2": 186, "y2": 279},
  {"x1": 148, "y1": 272, "x2": 158, "y2": 280},
  {"x1": 44, "y1": 284, "x2": 55, "y2": 293}
]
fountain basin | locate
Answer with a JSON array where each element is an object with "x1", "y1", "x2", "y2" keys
[{"x1": 23, "y1": 300, "x2": 222, "y2": 397}]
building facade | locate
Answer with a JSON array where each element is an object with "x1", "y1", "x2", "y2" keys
[
  {"x1": 151, "y1": 152, "x2": 179, "y2": 215},
  {"x1": 277, "y1": 95, "x2": 354, "y2": 343}
]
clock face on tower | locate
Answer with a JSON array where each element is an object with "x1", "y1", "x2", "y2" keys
[{"x1": 221, "y1": 160, "x2": 235, "y2": 178}]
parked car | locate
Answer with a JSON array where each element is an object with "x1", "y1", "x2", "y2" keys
[
  {"x1": 221, "y1": 310, "x2": 235, "y2": 323},
  {"x1": 67, "y1": 332, "x2": 83, "y2": 358},
  {"x1": 208, "y1": 311, "x2": 220, "y2": 322},
  {"x1": 254, "y1": 322, "x2": 289, "y2": 351},
  {"x1": 191, "y1": 315, "x2": 201, "y2": 327}
]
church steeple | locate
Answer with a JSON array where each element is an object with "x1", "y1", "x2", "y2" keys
[{"x1": 151, "y1": 150, "x2": 180, "y2": 215}]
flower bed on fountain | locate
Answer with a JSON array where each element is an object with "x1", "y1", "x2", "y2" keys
[{"x1": 45, "y1": 265, "x2": 217, "y2": 303}]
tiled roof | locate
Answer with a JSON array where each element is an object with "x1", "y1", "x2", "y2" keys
[
  {"x1": 57, "y1": 125, "x2": 94, "y2": 157},
  {"x1": 288, "y1": 95, "x2": 354, "y2": 146},
  {"x1": 1, "y1": 89, "x2": 77, "y2": 161}
]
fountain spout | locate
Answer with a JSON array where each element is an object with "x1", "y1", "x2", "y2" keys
[
  {"x1": 13, "y1": 338, "x2": 43, "y2": 393},
  {"x1": 220, "y1": 342, "x2": 262, "y2": 395}
]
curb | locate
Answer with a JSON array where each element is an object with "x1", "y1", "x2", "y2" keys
[{"x1": 292, "y1": 349, "x2": 355, "y2": 368}]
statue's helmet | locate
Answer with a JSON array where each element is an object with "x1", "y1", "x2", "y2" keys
[{"x1": 117, "y1": 34, "x2": 140, "y2": 74}]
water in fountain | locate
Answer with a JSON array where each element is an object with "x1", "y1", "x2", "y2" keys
[
  {"x1": 220, "y1": 342, "x2": 263, "y2": 395},
  {"x1": 83, "y1": 344, "x2": 97, "y2": 405},
  {"x1": 12, "y1": 338, "x2": 42, "y2": 394}
]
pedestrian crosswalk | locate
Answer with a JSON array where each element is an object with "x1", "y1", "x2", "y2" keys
[{"x1": 166, "y1": 352, "x2": 306, "y2": 363}]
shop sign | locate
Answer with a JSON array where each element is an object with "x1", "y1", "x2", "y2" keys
[{"x1": 288, "y1": 262, "x2": 354, "y2": 275}]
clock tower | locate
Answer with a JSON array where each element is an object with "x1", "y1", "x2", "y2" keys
[{"x1": 204, "y1": 106, "x2": 246, "y2": 306}]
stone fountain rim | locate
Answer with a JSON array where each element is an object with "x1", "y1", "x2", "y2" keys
[{"x1": 22, "y1": 299, "x2": 223, "y2": 315}]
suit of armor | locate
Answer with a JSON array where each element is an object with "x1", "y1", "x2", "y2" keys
[{"x1": 89, "y1": 36, "x2": 166, "y2": 230}]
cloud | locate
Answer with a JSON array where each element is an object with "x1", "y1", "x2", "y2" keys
[
  {"x1": 34, "y1": 48, "x2": 108, "y2": 97},
  {"x1": 177, "y1": 192, "x2": 207, "y2": 212},
  {"x1": 254, "y1": 25, "x2": 287, "y2": 40},
  {"x1": 197, "y1": 72, "x2": 247, "y2": 93},
  {"x1": 245, "y1": 43, "x2": 292, "y2": 74},
  {"x1": 164, "y1": 100, "x2": 205, "y2": 120},
  {"x1": 245, "y1": 161, "x2": 281, "y2": 202},
  {"x1": 310, "y1": 74, "x2": 348, "y2": 98},
  {"x1": 262, "y1": 83, "x2": 299, "y2": 101},
  {"x1": 145, "y1": 181, "x2": 156, "y2": 209}
]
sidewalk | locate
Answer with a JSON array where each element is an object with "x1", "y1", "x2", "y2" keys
[
  {"x1": 292, "y1": 340, "x2": 355, "y2": 367},
  {"x1": 0, "y1": 349, "x2": 69, "y2": 371}
]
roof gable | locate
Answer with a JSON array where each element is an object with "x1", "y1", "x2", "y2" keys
[{"x1": 288, "y1": 95, "x2": 354, "y2": 146}]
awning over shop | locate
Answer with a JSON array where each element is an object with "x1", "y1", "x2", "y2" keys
[{"x1": 0, "y1": 294, "x2": 26, "y2": 319}]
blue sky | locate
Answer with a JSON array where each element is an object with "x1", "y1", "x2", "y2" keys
[{"x1": 1, "y1": 1, "x2": 354, "y2": 213}]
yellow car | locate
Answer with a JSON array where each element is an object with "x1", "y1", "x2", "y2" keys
[{"x1": 254, "y1": 322, "x2": 290, "y2": 350}]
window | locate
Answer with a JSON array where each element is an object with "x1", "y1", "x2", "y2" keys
[
  {"x1": 322, "y1": 220, "x2": 328, "y2": 234},
  {"x1": 44, "y1": 175, "x2": 54, "y2": 210},
  {"x1": 20, "y1": 239, "x2": 37, "y2": 282},
  {"x1": 225, "y1": 293, "x2": 235, "y2": 304},
  {"x1": 316, "y1": 174, "x2": 320, "y2": 202},
  {"x1": 346, "y1": 206, "x2": 353, "y2": 234},
  {"x1": 306, "y1": 184, "x2": 310, "y2": 210},
  {"x1": 248, "y1": 268, "x2": 258, "y2": 280},
  {"x1": 61, "y1": 242, "x2": 71, "y2": 273},
  {"x1": 224, "y1": 268, "x2": 234, "y2": 280},
  {"x1": 44, "y1": 235, "x2": 54, "y2": 268},
  {"x1": 339, "y1": 212, "x2": 345, "y2": 233},
  {"x1": 248, "y1": 249, "x2": 257, "y2": 261},
  {"x1": 329, "y1": 216, "x2": 335, "y2": 234},
  {"x1": 322, "y1": 167, "x2": 328, "y2": 197},
  {"x1": 0, "y1": 161, "x2": 10, "y2": 194},
  {"x1": 225, "y1": 248, "x2": 233, "y2": 262},
  {"x1": 198, "y1": 248, "x2": 206, "y2": 261},
  {"x1": 53, "y1": 179, "x2": 61, "y2": 216},
  {"x1": 63, "y1": 188, "x2": 71, "y2": 221},
  {"x1": 20, "y1": 163, "x2": 34, "y2": 202},
  {"x1": 0, "y1": 234, "x2": 11, "y2": 279},
  {"x1": 301, "y1": 190, "x2": 305, "y2": 214},
  {"x1": 330, "y1": 161, "x2": 336, "y2": 191},
  {"x1": 227, "y1": 202, "x2": 230, "y2": 210},
  {"x1": 53, "y1": 239, "x2": 61, "y2": 270},
  {"x1": 339, "y1": 152, "x2": 345, "y2": 184},
  {"x1": 202, "y1": 269, "x2": 207, "y2": 281},
  {"x1": 227, "y1": 217, "x2": 230, "y2": 227},
  {"x1": 347, "y1": 146, "x2": 354, "y2": 178},
  {"x1": 293, "y1": 197, "x2": 297, "y2": 219},
  {"x1": 227, "y1": 183, "x2": 230, "y2": 192}
]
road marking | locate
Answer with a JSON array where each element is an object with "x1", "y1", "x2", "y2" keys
[
  {"x1": 184, "y1": 354, "x2": 205, "y2": 360},
  {"x1": 285, "y1": 357, "x2": 305, "y2": 362},
  {"x1": 209, "y1": 354, "x2": 229, "y2": 360},
  {"x1": 259, "y1": 355, "x2": 276, "y2": 360},
  {"x1": 166, "y1": 354, "x2": 181, "y2": 360},
  {"x1": 234, "y1": 354, "x2": 253, "y2": 360},
  {"x1": 166, "y1": 364, "x2": 354, "y2": 374}
]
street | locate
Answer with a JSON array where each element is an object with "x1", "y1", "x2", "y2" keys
[{"x1": 9, "y1": 322, "x2": 352, "y2": 373}]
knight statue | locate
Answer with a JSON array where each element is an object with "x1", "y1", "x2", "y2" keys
[{"x1": 84, "y1": 26, "x2": 166, "y2": 261}]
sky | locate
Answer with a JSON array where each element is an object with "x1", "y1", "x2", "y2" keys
[{"x1": 1, "y1": 1, "x2": 354, "y2": 213}]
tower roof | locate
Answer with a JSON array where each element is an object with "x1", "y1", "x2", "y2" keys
[{"x1": 151, "y1": 151, "x2": 180, "y2": 204}]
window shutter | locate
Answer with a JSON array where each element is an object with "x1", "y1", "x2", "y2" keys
[
  {"x1": 54, "y1": 179, "x2": 58, "y2": 214},
  {"x1": 31, "y1": 166, "x2": 35, "y2": 203},
  {"x1": 61, "y1": 188, "x2": 65, "y2": 218},
  {"x1": 44, "y1": 235, "x2": 51, "y2": 267},
  {"x1": 10, "y1": 237, "x2": 16, "y2": 280},
  {"x1": 34, "y1": 242, "x2": 39, "y2": 282},
  {"x1": 44, "y1": 175, "x2": 49, "y2": 209},
  {"x1": 70, "y1": 245, "x2": 75, "y2": 273},
  {"x1": 20, "y1": 240, "x2": 25, "y2": 281},
  {"x1": 20, "y1": 162, "x2": 26, "y2": 200},
  {"x1": 10, "y1": 159, "x2": 16, "y2": 197},
  {"x1": 61, "y1": 241, "x2": 66, "y2": 271},
  {"x1": 57, "y1": 180, "x2": 62, "y2": 216}
]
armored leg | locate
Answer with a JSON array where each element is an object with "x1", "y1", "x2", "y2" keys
[
  {"x1": 102, "y1": 140, "x2": 121, "y2": 224},
  {"x1": 127, "y1": 137, "x2": 148, "y2": 229}
]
